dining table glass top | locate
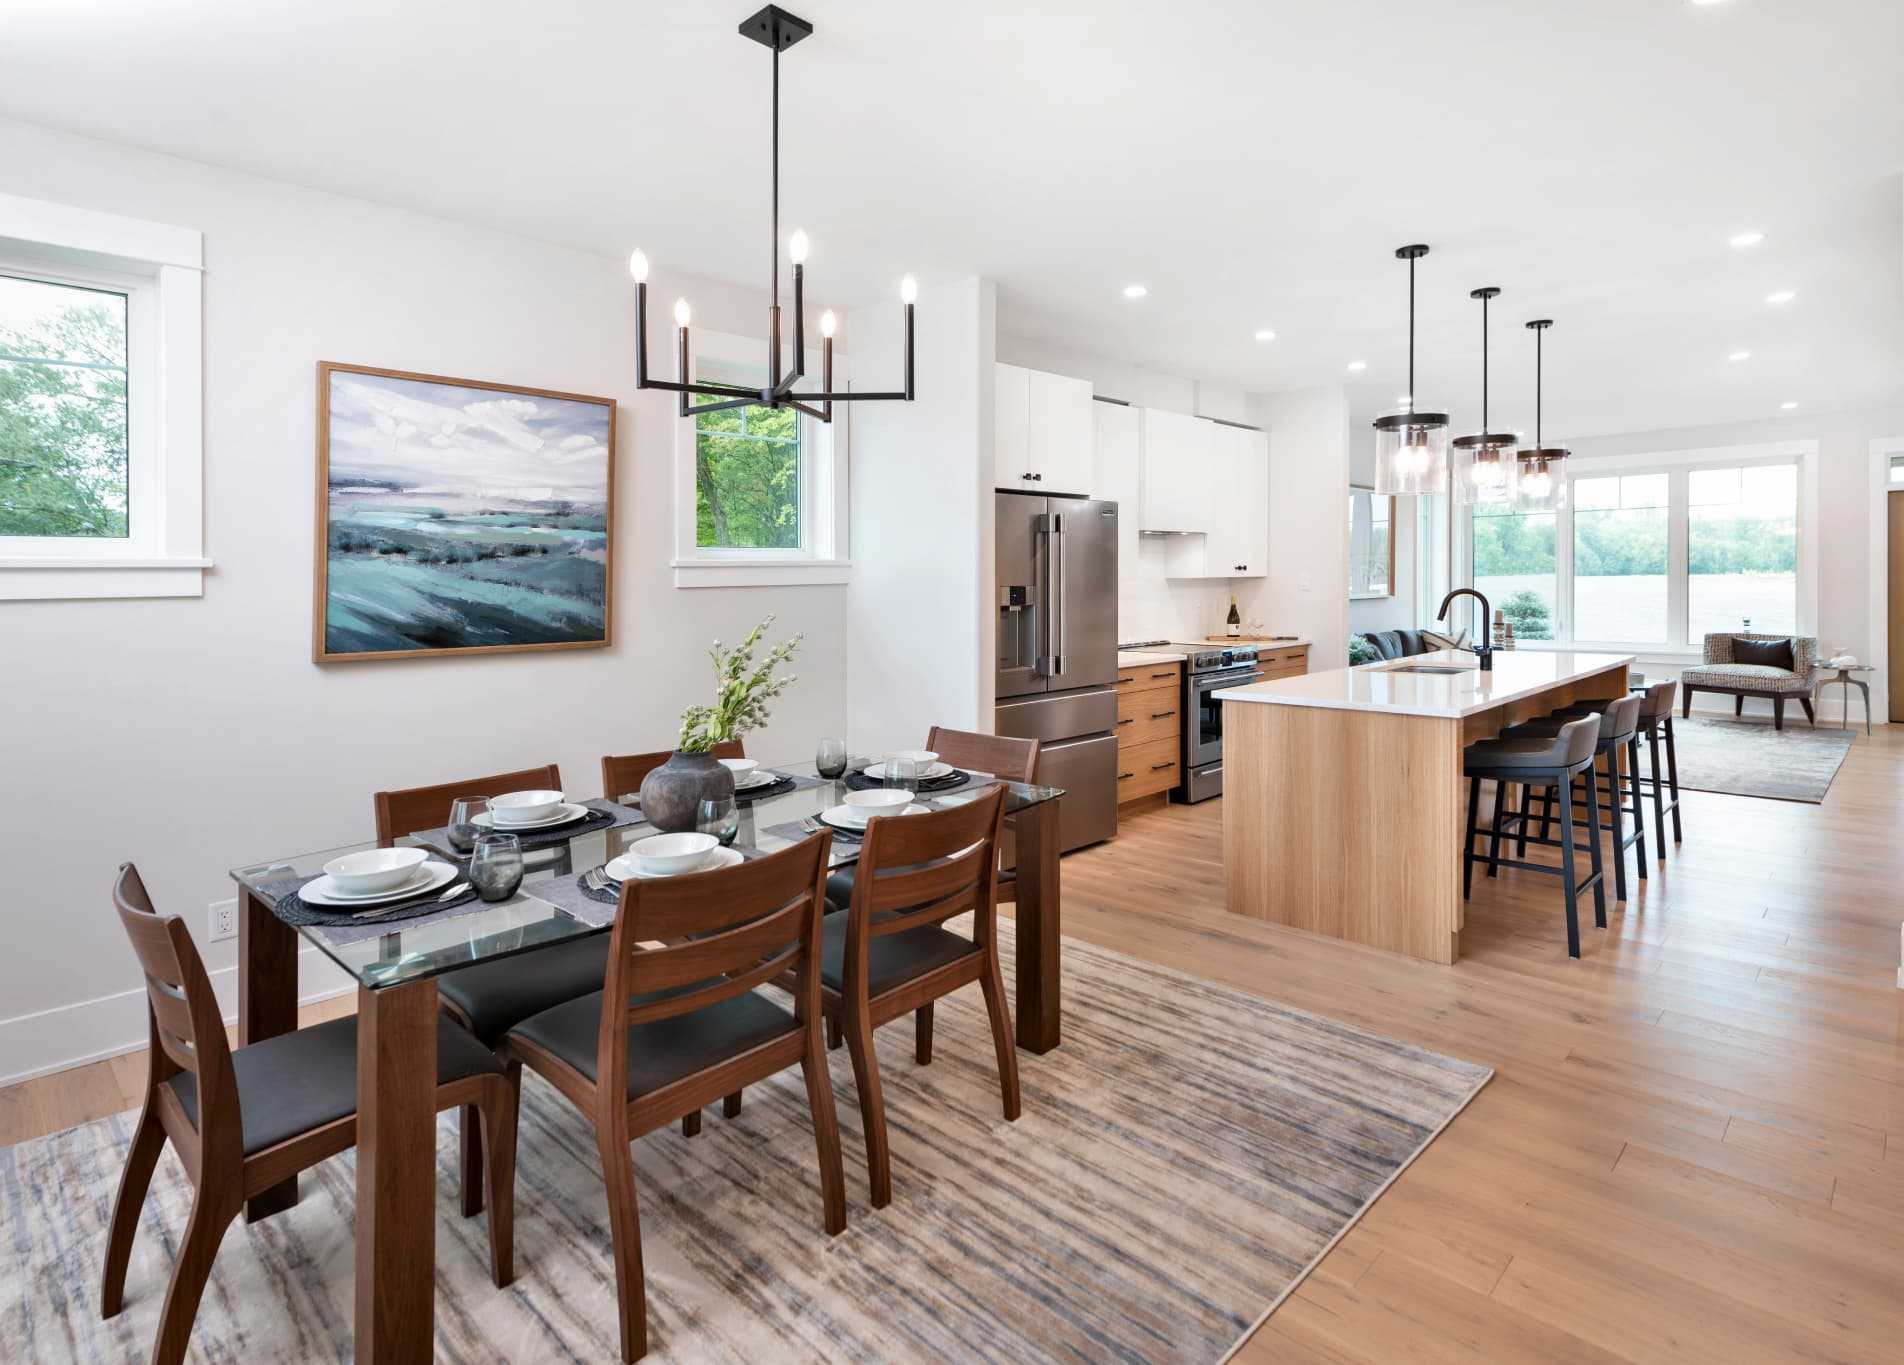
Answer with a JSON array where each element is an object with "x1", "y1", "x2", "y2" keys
[{"x1": 230, "y1": 757, "x2": 1063, "y2": 992}]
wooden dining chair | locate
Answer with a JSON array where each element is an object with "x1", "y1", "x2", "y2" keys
[
  {"x1": 497, "y1": 834, "x2": 845, "y2": 1363},
  {"x1": 599, "y1": 740, "x2": 745, "y2": 803},
  {"x1": 805, "y1": 786, "x2": 1017, "y2": 1208},
  {"x1": 826, "y1": 728, "x2": 1037, "y2": 1063},
  {"x1": 102, "y1": 863, "x2": 517, "y2": 1365},
  {"x1": 373, "y1": 761, "x2": 564, "y2": 846}
]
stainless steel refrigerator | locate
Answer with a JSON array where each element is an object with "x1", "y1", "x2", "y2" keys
[{"x1": 994, "y1": 492, "x2": 1119, "y2": 854}]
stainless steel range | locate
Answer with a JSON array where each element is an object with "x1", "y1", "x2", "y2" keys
[{"x1": 1172, "y1": 645, "x2": 1265, "y2": 803}]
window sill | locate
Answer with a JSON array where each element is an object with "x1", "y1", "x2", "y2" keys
[
  {"x1": 0, "y1": 555, "x2": 211, "y2": 601},
  {"x1": 670, "y1": 558, "x2": 850, "y2": 589}
]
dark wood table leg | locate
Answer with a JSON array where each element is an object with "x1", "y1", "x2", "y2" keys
[
  {"x1": 1012, "y1": 799, "x2": 1062, "y2": 1054},
  {"x1": 355, "y1": 977, "x2": 438, "y2": 1364},
  {"x1": 238, "y1": 885, "x2": 299, "y2": 1222}
]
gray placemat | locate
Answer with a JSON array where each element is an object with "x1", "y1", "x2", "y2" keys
[
  {"x1": 843, "y1": 766, "x2": 974, "y2": 795},
  {"x1": 411, "y1": 798, "x2": 641, "y2": 859},
  {"x1": 268, "y1": 879, "x2": 495, "y2": 947}
]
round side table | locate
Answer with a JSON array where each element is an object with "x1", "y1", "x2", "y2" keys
[{"x1": 1816, "y1": 665, "x2": 1873, "y2": 735}]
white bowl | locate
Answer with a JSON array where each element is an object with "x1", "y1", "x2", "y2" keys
[
  {"x1": 323, "y1": 847, "x2": 428, "y2": 896},
  {"x1": 845, "y1": 788, "x2": 913, "y2": 813},
  {"x1": 628, "y1": 831, "x2": 719, "y2": 875},
  {"x1": 718, "y1": 757, "x2": 760, "y2": 780},
  {"x1": 887, "y1": 749, "x2": 938, "y2": 768},
  {"x1": 489, "y1": 789, "x2": 565, "y2": 825}
]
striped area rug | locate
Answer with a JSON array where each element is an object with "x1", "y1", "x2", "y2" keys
[{"x1": 1, "y1": 919, "x2": 1489, "y2": 1362}]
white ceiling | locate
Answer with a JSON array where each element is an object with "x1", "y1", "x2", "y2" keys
[{"x1": 4, "y1": 0, "x2": 1901, "y2": 438}]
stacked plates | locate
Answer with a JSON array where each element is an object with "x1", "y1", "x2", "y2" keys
[
  {"x1": 300, "y1": 859, "x2": 460, "y2": 908},
  {"x1": 816, "y1": 802, "x2": 928, "y2": 832},
  {"x1": 602, "y1": 846, "x2": 745, "y2": 882},
  {"x1": 473, "y1": 802, "x2": 592, "y2": 832}
]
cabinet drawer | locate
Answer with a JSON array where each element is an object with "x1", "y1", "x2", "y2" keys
[
  {"x1": 1116, "y1": 680, "x2": 1178, "y2": 719},
  {"x1": 1259, "y1": 647, "x2": 1309, "y2": 674},
  {"x1": 1116, "y1": 735, "x2": 1181, "y2": 802},
  {"x1": 1115, "y1": 662, "x2": 1183, "y2": 690},
  {"x1": 1116, "y1": 699, "x2": 1181, "y2": 747}
]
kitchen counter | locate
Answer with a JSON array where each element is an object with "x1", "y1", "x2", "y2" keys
[
  {"x1": 1216, "y1": 648, "x2": 1633, "y2": 718},
  {"x1": 1117, "y1": 648, "x2": 1188, "y2": 667},
  {"x1": 1219, "y1": 646, "x2": 1633, "y2": 964}
]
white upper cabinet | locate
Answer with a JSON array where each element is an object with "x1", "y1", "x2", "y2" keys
[
  {"x1": 1203, "y1": 424, "x2": 1269, "y2": 577},
  {"x1": 1139, "y1": 407, "x2": 1212, "y2": 532},
  {"x1": 995, "y1": 362, "x2": 1094, "y2": 496}
]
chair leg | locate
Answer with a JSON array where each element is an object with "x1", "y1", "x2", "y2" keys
[
  {"x1": 1735, "y1": 694, "x2": 1745, "y2": 717},
  {"x1": 1628, "y1": 737, "x2": 1647, "y2": 878},
  {"x1": 481, "y1": 1069, "x2": 519, "y2": 1288},
  {"x1": 1556, "y1": 777, "x2": 1582, "y2": 960},
  {"x1": 1773, "y1": 696, "x2": 1785, "y2": 730},
  {"x1": 978, "y1": 948, "x2": 1022, "y2": 1122},
  {"x1": 1486, "y1": 779, "x2": 1507, "y2": 878},
  {"x1": 1582, "y1": 759, "x2": 1608, "y2": 930},
  {"x1": 681, "y1": 1110, "x2": 702, "y2": 1138},
  {"x1": 1540, "y1": 787, "x2": 1556, "y2": 842},
  {"x1": 723, "y1": 1091, "x2": 743, "y2": 1119},
  {"x1": 1681, "y1": 685, "x2": 1694, "y2": 718},
  {"x1": 914, "y1": 1003, "x2": 934, "y2": 1064},
  {"x1": 594, "y1": 1124, "x2": 647, "y2": 1365},
  {"x1": 798, "y1": 1020, "x2": 848, "y2": 1236},
  {"x1": 459, "y1": 1103, "x2": 484, "y2": 1218},
  {"x1": 101, "y1": 1106, "x2": 166, "y2": 1318},
  {"x1": 1647, "y1": 727, "x2": 1668, "y2": 857},
  {"x1": 1601, "y1": 750, "x2": 1628, "y2": 903},
  {"x1": 842, "y1": 1004, "x2": 892, "y2": 1208},
  {"x1": 825, "y1": 1013, "x2": 843, "y2": 1051},
  {"x1": 151, "y1": 1182, "x2": 238, "y2": 1365},
  {"x1": 1517, "y1": 783, "x2": 1531, "y2": 857},
  {"x1": 1463, "y1": 775, "x2": 1480, "y2": 901},
  {"x1": 1664, "y1": 717, "x2": 1684, "y2": 842},
  {"x1": 1799, "y1": 696, "x2": 1815, "y2": 727}
]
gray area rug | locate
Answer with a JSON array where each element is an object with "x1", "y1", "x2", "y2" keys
[
  {"x1": 0, "y1": 919, "x2": 1489, "y2": 1363},
  {"x1": 1670, "y1": 716, "x2": 1856, "y2": 803}
]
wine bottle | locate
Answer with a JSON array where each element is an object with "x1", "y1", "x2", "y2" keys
[{"x1": 1226, "y1": 596, "x2": 1241, "y2": 638}]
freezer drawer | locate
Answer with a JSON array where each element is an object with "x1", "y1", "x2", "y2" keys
[
  {"x1": 1001, "y1": 731, "x2": 1118, "y2": 869},
  {"x1": 994, "y1": 686, "x2": 1116, "y2": 743}
]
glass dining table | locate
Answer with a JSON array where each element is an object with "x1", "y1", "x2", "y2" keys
[{"x1": 227, "y1": 756, "x2": 1067, "y2": 1364}]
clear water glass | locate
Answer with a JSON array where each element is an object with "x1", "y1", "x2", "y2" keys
[
  {"x1": 816, "y1": 736, "x2": 848, "y2": 780},
  {"x1": 885, "y1": 755, "x2": 919, "y2": 793},
  {"x1": 447, "y1": 796, "x2": 490, "y2": 854},
  {"x1": 468, "y1": 832, "x2": 524, "y2": 903},
  {"x1": 698, "y1": 796, "x2": 740, "y2": 847}
]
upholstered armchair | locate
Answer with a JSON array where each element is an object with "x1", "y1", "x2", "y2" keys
[{"x1": 1679, "y1": 632, "x2": 1818, "y2": 730}]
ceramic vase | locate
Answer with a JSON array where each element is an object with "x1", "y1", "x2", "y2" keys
[{"x1": 638, "y1": 749, "x2": 735, "y2": 833}]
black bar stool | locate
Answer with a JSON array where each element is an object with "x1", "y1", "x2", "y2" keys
[
  {"x1": 1626, "y1": 680, "x2": 1683, "y2": 855},
  {"x1": 1505, "y1": 694, "x2": 1645, "y2": 901},
  {"x1": 1462, "y1": 715, "x2": 1606, "y2": 959}
]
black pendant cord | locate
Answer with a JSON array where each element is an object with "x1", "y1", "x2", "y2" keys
[
  {"x1": 771, "y1": 43, "x2": 779, "y2": 311},
  {"x1": 1480, "y1": 292, "x2": 1489, "y2": 430},
  {"x1": 1407, "y1": 253, "x2": 1416, "y2": 405},
  {"x1": 1535, "y1": 324, "x2": 1543, "y2": 447}
]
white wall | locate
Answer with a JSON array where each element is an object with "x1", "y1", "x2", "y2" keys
[
  {"x1": 844, "y1": 276, "x2": 994, "y2": 753},
  {"x1": 0, "y1": 119, "x2": 851, "y2": 1081},
  {"x1": 1251, "y1": 386, "x2": 1352, "y2": 668}
]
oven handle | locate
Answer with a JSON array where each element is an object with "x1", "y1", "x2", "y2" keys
[{"x1": 1193, "y1": 668, "x2": 1264, "y2": 691}]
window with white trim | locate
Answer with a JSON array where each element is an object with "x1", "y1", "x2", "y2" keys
[
  {"x1": 0, "y1": 192, "x2": 205, "y2": 600},
  {"x1": 671, "y1": 328, "x2": 847, "y2": 588},
  {"x1": 1460, "y1": 443, "x2": 1809, "y2": 652}
]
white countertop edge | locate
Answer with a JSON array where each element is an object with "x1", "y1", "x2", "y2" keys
[
  {"x1": 1214, "y1": 649, "x2": 1636, "y2": 719},
  {"x1": 1118, "y1": 650, "x2": 1187, "y2": 666}
]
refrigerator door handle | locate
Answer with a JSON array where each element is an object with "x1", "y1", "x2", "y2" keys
[
  {"x1": 1052, "y1": 511, "x2": 1067, "y2": 676},
  {"x1": 1033, "y1": 512, "x2": 1054, "y2": 678}
]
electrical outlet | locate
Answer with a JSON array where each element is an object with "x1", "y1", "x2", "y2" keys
[
  {"x1": 208, "y1": 898, "x2": 237, "y2": 942},
  {"x1": 1299, "y1": 571, "x2": 1313, "y2": 592}
]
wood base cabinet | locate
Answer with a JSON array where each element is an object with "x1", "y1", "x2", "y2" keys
[{"x1": 1115, "y1": 661, "x2": 1183, "y2": 803}]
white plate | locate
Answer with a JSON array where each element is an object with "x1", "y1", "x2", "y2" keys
[
  {"x1": 863, "y1": 760, "x2": 954, "y2": 781},
  {"x1": 301, "y1": 859, "x2": 459, "y2": 907},
  {"x1": 732, "y1": 769, "x2": 782, "y2": 790},
  {"x1": 603, "y1": 845, "x2": 745, "y2": 882},
  {"x1": 818, "y1": 803, "x2": 929, "y2": 831},
  {"x1": 474, "y1": 802, "x2": 592, "y2": 832}
]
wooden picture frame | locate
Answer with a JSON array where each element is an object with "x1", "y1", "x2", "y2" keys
[{"x1": 313, "y1": 362, "x2": 617, "y2": 663}]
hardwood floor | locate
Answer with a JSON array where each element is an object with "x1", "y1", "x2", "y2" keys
[{"x1": 7, "y1": 726, "x2": 1902, "y2": 1362}]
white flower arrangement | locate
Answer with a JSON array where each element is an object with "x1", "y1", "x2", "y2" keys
[{"x1": 678, "y1": 614, "x2": 803, "y2": 753}]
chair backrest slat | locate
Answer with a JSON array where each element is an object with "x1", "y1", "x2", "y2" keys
[
  {"x1": 374, "y1": 763, "x2": 563, "y2": 846},
  {"x1": 924, "y1": 727, "x2": 1039, "y2": 784},
  {"x1": 848, "y1": 789, "x2": 1007, "y2": 953},
  {"x1": 601, "y1": 742, "x2": 744, "y2": 803}
]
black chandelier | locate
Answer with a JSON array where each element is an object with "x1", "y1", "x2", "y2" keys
[{"x1": 628, "y1": 5, "x2": 915, "y2": 423}]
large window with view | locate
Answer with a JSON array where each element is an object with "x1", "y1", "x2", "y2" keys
[
  {"x1": 1572, "y1": 472, "x2": 1669, "y2": 643},
  {"x1": 0, "y1": 273, "x2": 129, "y2": 539},
  {"x1": 1472, "y1": 500, "x2": 1557, "y2": 641},
  {"x1": 693, "y1": 360, "x2": 802, "y2": 552},
  {"x1": 1687, "y1": 463, "x2": 1796, "y2": 637}
]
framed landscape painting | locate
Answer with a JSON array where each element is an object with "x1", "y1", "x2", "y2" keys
[{"x1": 314, "y1": 363, "x2": 616, "y2": 663}]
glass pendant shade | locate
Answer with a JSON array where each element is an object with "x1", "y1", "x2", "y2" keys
[
  {"x1": 1452, "y1": 435, "x2": 1519, "y2": 505},
  {"x1": 1374, "y1": 410, "x2": 1451, "y2": 496},
  {"x1": 1514, "y1": 451, "x2": 1569, "y2": 510}
]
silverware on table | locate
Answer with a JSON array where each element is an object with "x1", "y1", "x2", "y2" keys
[
  {"x1": 350, "y1": 880, "x2": 468, "y2": 920},
  {"x1": 582, "y1": 866, "x2": 617, "y2": 895}
]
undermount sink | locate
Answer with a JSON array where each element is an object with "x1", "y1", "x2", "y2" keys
[{"x1": 1382, "y1": 664, "x2": 1472, "y2": 675}]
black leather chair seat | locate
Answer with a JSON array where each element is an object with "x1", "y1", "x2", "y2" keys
[
  {"x1": 819, "y1": 909, "x2": 978, "y2": 996},
  {"x1": 505, "y1": 988, "x2": 796, "y2": 1094},
  {"x1": 1463, "y1": 737, "x2": 1575, "y2": 773},
  {"x1": 168, "y1": 1015, "x2": 500, "y2": 1156},
  {"x1": 437, "y1": 934, "x2": 612, "y2": 1046}
]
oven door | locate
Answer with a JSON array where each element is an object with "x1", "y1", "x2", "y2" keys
[{"x1": 1187, "y1": 665, "x2": 1263, "y2": 768}]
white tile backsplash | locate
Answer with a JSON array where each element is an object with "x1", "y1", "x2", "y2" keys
[{"x1": 1119, "y1": 535, "x2": 1240, "y2": 643}]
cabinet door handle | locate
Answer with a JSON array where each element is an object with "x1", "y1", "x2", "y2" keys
[
  {"x1": 1117, "y1": 717, "x2": 1134, "y2": 726},
  {"x1": 1150, "y1": 709, "x2": 1176, "y2": 720},
  {"x1": 1033, "y1": 472, "x2": 1043, "y2": 481},
  {"x1": 1150, "y1": 670, "x2": 1175, "y2": 679},
  {"x1": 1150, "y1": 761, "x2": 1175, "y2": 772},
  {"x1": 1117, "y1": 770, "x2": 1136, "y2": 781}
]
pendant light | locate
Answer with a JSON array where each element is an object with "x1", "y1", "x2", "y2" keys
[
  {"x1": 1514, "y1": 319, "x2": 1570, "y2": 510},
  {"x1": 1372, "y1": 244, "x2": 1450, "y2": 497},
  {"x1": 628, "y1": 5, "x2": 915, "y2": 423},
  {"x1": 1452, "y1": 286, "x2": 1518, "y2": 506}
]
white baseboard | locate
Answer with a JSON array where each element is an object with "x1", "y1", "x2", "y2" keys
[{"x1": 0, "y1": 946, "x2": 355, "y2": 1087}]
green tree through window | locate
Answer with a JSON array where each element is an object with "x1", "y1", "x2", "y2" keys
[
  {"x1": 694, "y1": 372, "x2": 800, "y2": 550},
  {"x1": 0, "y1": 275, "x2": 129, "y2": 538}
]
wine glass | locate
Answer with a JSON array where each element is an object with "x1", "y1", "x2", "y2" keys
[
  {"x1": 447, "y1": 796, "x2": 490, "y2": 854},
  {"x1": 815, "y1": 736, "x2": 848, "y2": 780},
  {"x1": 468, "y1": 833, "x2": 524, "y2": 903},
  {"x1": 698, "y1": 796, "x2": 740, "y2": 847}
]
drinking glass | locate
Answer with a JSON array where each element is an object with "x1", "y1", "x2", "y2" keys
[
  {"x1": 815, "y1": 736, "x2": 848, "y2": 780},
  {"x1": 698, "y1": 796, "x2": 740, "y2": 847},
  {"x1": 447, "y1": 796, "x2": 490, "y2": 854},
  {"x1": 885, "y1": 755, "x2": 919, "y2": 794},
  {"x1": 468, "y1": 832, "x2": 524, "y2": 903}
]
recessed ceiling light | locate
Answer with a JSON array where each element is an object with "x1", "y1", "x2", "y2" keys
[
  {"x1": 1346, "y1": 360, "x2": 1367, "y2": 372},
  {"x1": 1728, "y1": 350, "x2": 1752, "y2": 362},
  {"x1": 1122, "y1": 283, "x2": 1147, "y2": 299},
  {"x1": 1765, "y1": 289, "x2": 1796, "y2": 304},
  {"x1": 1690, "y1": 0, "x2": 1732, "y2": 7},
  {"x1": 1728, "y1": 230, "x2": 1765, "y2": 248},
  {"x1": 1253, "y1": 328, "x2": 1276, "y2": 342},
  {"x1": 1780, "y1": 401, "x2": 1799, "y2": 410}
]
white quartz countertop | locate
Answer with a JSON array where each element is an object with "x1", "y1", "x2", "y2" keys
[
  {"x1": 1213, "y1": 648, "x2": 1636, "y2": 719},
  {"x1": 1118, "y1": 649, "x2": 1187, "y2": 667},
  {"x1": 1118, "y1": 638, "x2": 1312, "y2": 668}
]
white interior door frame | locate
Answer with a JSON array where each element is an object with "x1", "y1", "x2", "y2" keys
[{"x1": 1869, "y1": 436, "x2": 1904, "y2": 725}]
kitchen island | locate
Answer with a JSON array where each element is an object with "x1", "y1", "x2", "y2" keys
[{"x1": 1215, "y1": 648, "x2": 1634, "y2": 963}]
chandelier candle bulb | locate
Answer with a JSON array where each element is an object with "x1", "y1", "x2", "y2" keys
[
  {"x1": 787, "y1": 229, "x2": 808, "y2": 265},
  {"x1": 819, "y1": 309, "x2": 836, "y2": 338},
  {"x1": 627, "y1": 248, "x2": 649, "y2": 283}
]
